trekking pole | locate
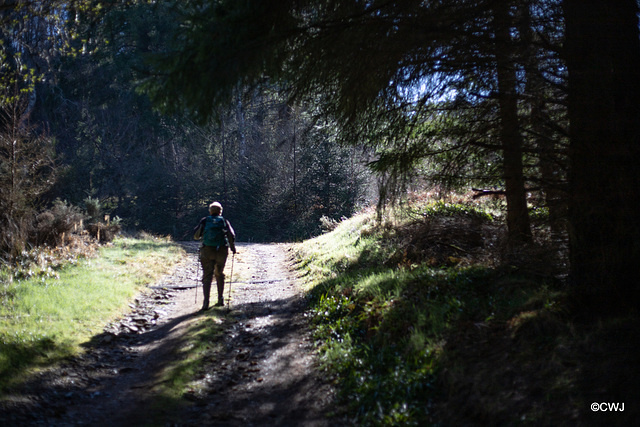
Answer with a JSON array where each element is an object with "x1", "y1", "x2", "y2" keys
[
  {"x1": 195, "y1": 250, "x2": 200, "y2": 305},
  {"x1": 227, "y1": 252, "x2": 235, "y2": 312}
]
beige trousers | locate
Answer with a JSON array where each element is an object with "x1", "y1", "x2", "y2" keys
[{"x1": 200, "y1": 245, "x2": 228, "y2": 307}]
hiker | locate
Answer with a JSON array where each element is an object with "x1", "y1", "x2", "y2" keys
[{"x1": 193, "y1": 202, "x2": 236, "y2": 311}]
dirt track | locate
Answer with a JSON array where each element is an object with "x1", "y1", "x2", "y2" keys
[{"x1": 0, "y1": 242, "x2": 342, "y2": 426}]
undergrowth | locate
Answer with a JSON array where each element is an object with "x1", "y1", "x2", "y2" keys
[{"x1": 295, "y1": 200, "x2": 638, "y2": 426}]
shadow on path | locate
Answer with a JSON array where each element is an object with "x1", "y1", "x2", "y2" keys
[{"x1": 0, "y1": 242, "x2": 343, "y2": 427}]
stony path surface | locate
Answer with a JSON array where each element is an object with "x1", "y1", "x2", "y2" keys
[
  {"x1": 175, "y1": 242, "x2": 340, "y2": 427},
  {"x1": 0, "y1": 242, "x2": 342, "y2": 426}
]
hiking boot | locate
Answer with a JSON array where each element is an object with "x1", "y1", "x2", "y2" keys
[
  {"x1": 214, "y1": 299, "x2": 224, "y2": 307},
  {"x1": 200, "y1": 303, "x2": 209, "y2": 311}
]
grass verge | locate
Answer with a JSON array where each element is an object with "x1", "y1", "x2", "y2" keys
[
  {"x1": 294, "y1": 203, "x2": 638, "y2": 426},
  {"x1": 0, "y1": 235, "x2": 184, "y2": 392}
]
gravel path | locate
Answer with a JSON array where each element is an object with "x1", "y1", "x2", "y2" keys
[{"x1": 0, "y1": 242, "x2": 342, "y2": 426}]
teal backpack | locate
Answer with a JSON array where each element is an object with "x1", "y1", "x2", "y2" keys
[{"x1": 203, "y1": 215, "x2": 228, "y2": 247}]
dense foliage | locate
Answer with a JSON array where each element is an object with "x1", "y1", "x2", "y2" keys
[{"x1": 0, "y1": 0, "x2": 373, "y2": 256}]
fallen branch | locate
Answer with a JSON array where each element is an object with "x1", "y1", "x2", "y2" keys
[
  {"x1": 471, "y1": 187, "x2": 542, "y2": 199},
  {"x1": 472, "y1": 188, "x2": 505, "y2": 199}
]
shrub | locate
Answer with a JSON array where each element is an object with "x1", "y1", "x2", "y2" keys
[
  {"x1": 33, "y1": 199, "x2": 85, "y2": 246},
  {"x1": 84, "y1": 196, "x2": 102, "y2": 224},
  {"x1": 81, "y1": 197, "x2": 121, "y2": 242},
  {"x1": 319, "y1": 215, "x2": 340, "y2": 233},
  {"x1": 86, "y1": 223, "x2": 122, "y2": 243},
  {"x1": 0, "y1": 93, "x2": 56, "y2": 260}
]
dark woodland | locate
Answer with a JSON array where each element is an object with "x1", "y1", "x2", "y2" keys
[{"x1": 1, "y1": 1, "x2": 639, "y2": 424}]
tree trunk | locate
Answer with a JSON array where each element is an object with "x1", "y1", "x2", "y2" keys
[
  {"x1": 222, "y1": 134, "x2": 228, "y2": 205},
  {"x1": 564, "y1": 0, "x2": 640, "y2": 316},
  {"x1": 292, "y1": 105, "x2": 298, "y2": 215},
  {"x1": 519, "y1": 2, "x2": 566, "y2": 241},
  {"x1": 494, "y1": 1, "x2": 533, "y2": 247}
]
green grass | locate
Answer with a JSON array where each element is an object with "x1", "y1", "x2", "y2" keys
[
  {"x1": 293, "y1": 205, "x2": 571, "y2": 425},
  {"x1": 416, "y1": 200, "x2": 494, "y2": 222},
  {"x1": 139, "y1": 311, "x2": 227, "y2": 426},
  {"x1": 0, "y1": 236, "x2": 184, "y2": 391}
]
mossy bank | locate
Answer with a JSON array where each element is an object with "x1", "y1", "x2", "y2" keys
[{"x1": 294, "y1": 199, "x2": 638, "y2": 426}]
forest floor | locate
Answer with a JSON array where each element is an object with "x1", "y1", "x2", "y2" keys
[{"x1": 0, "y1": 242, "x2": 343, "y2": 426}]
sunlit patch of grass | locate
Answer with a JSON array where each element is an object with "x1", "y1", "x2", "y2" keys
[
  {"x1": 144, "y1": 311, "x2": 227, "y2": 424},
  {"x1": 295, "y1": 204, "x2": 565, "y2": 425},
  {"x1": 417, "y1": 200, "x2": 494, "y2": 222},
  {"x1": 0, "y1": 236, "x2": 184, "y2": 391},
  {"x1": 294, "y1": 212, "x2": 377, "y2": 283}
]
